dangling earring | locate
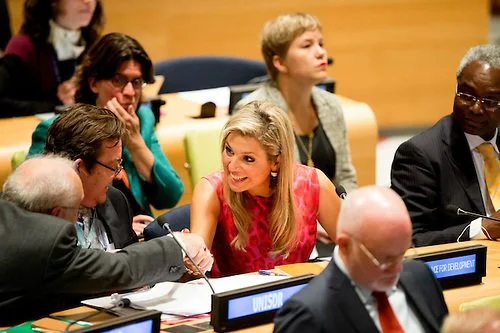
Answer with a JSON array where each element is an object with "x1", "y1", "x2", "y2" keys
[{"x1": 270, "y1": 171, "x2": 278, "y2": 188}]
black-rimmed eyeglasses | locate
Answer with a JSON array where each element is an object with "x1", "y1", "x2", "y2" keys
[
  {"x1": 94, "y1": 158, "x2": 123, "y2": 177},
  {"x1": 109, "y1": 74, "x2": 145, "y2": 91}
]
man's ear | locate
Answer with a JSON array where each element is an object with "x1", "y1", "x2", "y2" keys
[
  {"x1": 336, "y1": 232, "x2": 349, "y2": 251},
  {"x1": 73, "y1": 158, "x2": 87, "y2": 174},
  {"x1": 50, "y1": 207, "x2": 62, "y2": 218},
  {"x1": 272, "y1": 55, "x2": 288, "y2": 74}
]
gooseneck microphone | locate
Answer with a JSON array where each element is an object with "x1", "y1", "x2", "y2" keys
[
  {"x1": 335, "y1": 185, "x2": 347, "y2": 200},
  {"x1": 327, "y1": 57, "x2": 334, "y2": 65},
  {"x1": 445, "y1": 204, "x2": 500, "y2": 223},
  {"x1": 157, "y1": 219, "x2": 216, "y2": 294}
]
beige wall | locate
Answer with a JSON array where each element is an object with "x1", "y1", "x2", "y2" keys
[{"x1": 7, "y1": 0, "x2": 488, "y2": 128}]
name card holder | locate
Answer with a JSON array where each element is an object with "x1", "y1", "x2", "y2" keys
[
  {"x1": 411, "y1": 244, "x2": 487, "y2": 290},
  {"x1": 211, "y1": 274, "x2": 314, "y2": 332}
]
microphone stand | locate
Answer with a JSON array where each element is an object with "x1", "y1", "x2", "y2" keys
[
  {"x1": 455, "y1": 207, "x2": 500, "y2": 223},
  {"x1": 162, "y1": 222, "x2": 216, "y2": 294}
]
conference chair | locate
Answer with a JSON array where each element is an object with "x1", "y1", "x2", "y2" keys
[
  {"x1": 10, "y1": 150, "x2": 26, "y2": 170},
  {"x1": 184, "y1": 121, "x2": 224, "y2": 190},
  {"x1": 143, "y1": 203, "x2": 191, "y2": 240},
  {"x1": 154, "y1": 56, "x2": 267, "y2": 94}
]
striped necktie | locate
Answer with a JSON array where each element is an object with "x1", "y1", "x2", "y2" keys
[{"x1": 477, "y1": 143, "x2": 500, "y2": 211}]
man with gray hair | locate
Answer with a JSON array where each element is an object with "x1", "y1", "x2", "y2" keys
[
  {"x1": 0, "y1": 155, "x2": 213, "y2": 325},
  {"x1": 3, "y1": 155, "x2": 83, "y2": 222},
  {"x1": 391, "y1": 44, "x2": 500, "y2": 246},
  {"x1": 274, "y1": 186, "x2": 448, "y2": 333}
]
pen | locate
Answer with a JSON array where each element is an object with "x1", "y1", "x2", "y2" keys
[{"x1": 258, "y1": 270, "x2": 288, "y2": 277}]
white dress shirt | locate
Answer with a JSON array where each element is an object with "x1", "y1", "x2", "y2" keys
[
  {"x1": 333, "y1": 246, "x2": 425, "y2": 333},
  {"x1": 464, "y1": 129, "x2": 499, "y2": 239}
]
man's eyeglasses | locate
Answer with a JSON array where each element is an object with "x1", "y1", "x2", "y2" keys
[
  {"x1": 109, "y1": 74, "x2": 145, "y2": 91},
  {"x1": 455, "y1": 87, "x2": 500, "y2": 112},
  {"x1": 94, "y1": 158, "x2": 123, "y2": 177},
  {"x1": 348, "y1": 234, "x2": 415, "y2": 271}
]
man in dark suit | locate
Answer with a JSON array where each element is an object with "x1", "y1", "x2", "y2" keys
[
  {"x1": 43, "y1": 103, "x2": 140, "y2": 250},
  {"x1": 0, "y1": 155, "x2": 213, "y2": 325},
  {"x1": 274, "y1": 186, "x2": 448, "y2": 333},
  {"x1": 391, "y1": 44, "x2": 500, "y2": 246}
]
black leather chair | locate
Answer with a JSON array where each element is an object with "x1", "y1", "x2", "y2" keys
[
  {"x1": 154, "y1": 56, "x2": 267, "y2": 94},
  {"x1": 143, "y1": 204, "x2": 191, "y2": 240}
]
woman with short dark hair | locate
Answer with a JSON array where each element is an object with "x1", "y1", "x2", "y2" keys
[{"x1": 28, "y1": 33, "x2": 184, "y2": 226}]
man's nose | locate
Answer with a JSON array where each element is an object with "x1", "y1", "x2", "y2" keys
[
  {"x1": 122, "y1": 82, "x2": 136, "y2": 96},
  {"x1": 386, "y1": 260, "x2": 404, "y2": 274},
  {"x1": 470, "y1": 99, "x2": 484, "y2": 114}
]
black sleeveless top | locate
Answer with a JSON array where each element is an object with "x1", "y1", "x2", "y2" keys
[{"x1": 295, "y1": 122, "x2": 336, "y2": 180}]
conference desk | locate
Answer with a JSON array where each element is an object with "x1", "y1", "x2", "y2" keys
[
  {"x1": 280, "y1": 240, "x2": 500, "y2": 313},
  {"x1": 11, "y1": 240, "x2": 500, "y2": 333},
  {"x1": 418, "y1": 240, "x2": 500, "y2": 312},
  {"x1": 0, "y1": 92, "x2": 377, "y2": 215}
]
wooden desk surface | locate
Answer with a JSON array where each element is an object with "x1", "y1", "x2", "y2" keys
[
  {"x1": 417, "y1": 240, "x2": 500, "y2": 313},
  {"x1": 10, "y1": 240, "x2": 500, "y2": 332}
]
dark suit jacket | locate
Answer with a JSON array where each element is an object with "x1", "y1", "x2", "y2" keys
[
  {"x1": 390, "y1": 115, "x2": 498, "y2": 246},
  {"x1": 96, "y1": 186, "x2": 138, "y2": 249},
  {"x1": 0, "y1": 200, "x2": 185, "y2": 326},
  {"x1": 273, "y1": 260, "x2": 448, "y2": 333}
]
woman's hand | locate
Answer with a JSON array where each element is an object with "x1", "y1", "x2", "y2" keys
[
  {"x1": 105, "y1": 97, "x2": 141, "y2": 146},
  {"x1": 176, "y1": 230, "x2": 214, "y2": 273},
  {"x1": 105, "y1": 97, "x2": 155, "y2": 182}
]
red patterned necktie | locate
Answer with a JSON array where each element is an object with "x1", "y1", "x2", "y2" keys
[{"x1": 372, "y1": 291, "x2": 404, "y2": 333}]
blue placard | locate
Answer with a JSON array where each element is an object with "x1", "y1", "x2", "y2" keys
[
  {"x1": 227, "y1": 284, "x2": 307, "y2": 320},
  {"x1": 425, "y1": 254, "x2": 476, "y2": 279},
  {"x1": 101, "y1": 319, "x2": 153, "y2": 333}
]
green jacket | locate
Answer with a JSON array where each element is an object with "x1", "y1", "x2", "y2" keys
[{"x1": 27, "y1": 105, "x2": 184, "y2": 216}]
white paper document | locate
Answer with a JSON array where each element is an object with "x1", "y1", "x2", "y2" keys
[
  {"x1": 177, "y1": 87, "x2": 230, "y2": 107},
  {"x1": 82, "y1": 274, "x2": 288, "y2": 317}
]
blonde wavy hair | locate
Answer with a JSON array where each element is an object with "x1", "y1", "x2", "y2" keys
[
  {"x1": 221, "y1": 101, "x2": 297, "y2": 257},
  {"x1": 261, "y1": 12, "x2": 322, "y2": 80}
]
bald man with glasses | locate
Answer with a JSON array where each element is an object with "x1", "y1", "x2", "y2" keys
[{"x1": 274, "y1": 186, "x2": 448, "y2": 333}]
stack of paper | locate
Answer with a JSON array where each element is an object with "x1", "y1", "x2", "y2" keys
[{"x1": 82, "y1": 274, "x2": 287, "y2": 319}]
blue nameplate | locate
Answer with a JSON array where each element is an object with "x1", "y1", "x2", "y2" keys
[
  {"x1": 211, "y1": 274, "x2": 314, "y2": 332},
  {"x1": 412, "y1": 244, "x2": 487, "y2": 290}
]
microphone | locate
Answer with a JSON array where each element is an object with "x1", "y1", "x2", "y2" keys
[
  {"x1": 445, "y1": 204, "x2": 500, "y2": 222},
  {"x1": 157, "y1": 219, "x2": 216, "y2": 294},
  {"x1": 111, "y1": 293, "x2": 131, "y2": 308},
  {"x1": 327, "y1": 57, "x2": 334, "y2": 66},
  {"x1": 335, "y1": 185, "x2": 347, "y2": 200}
]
